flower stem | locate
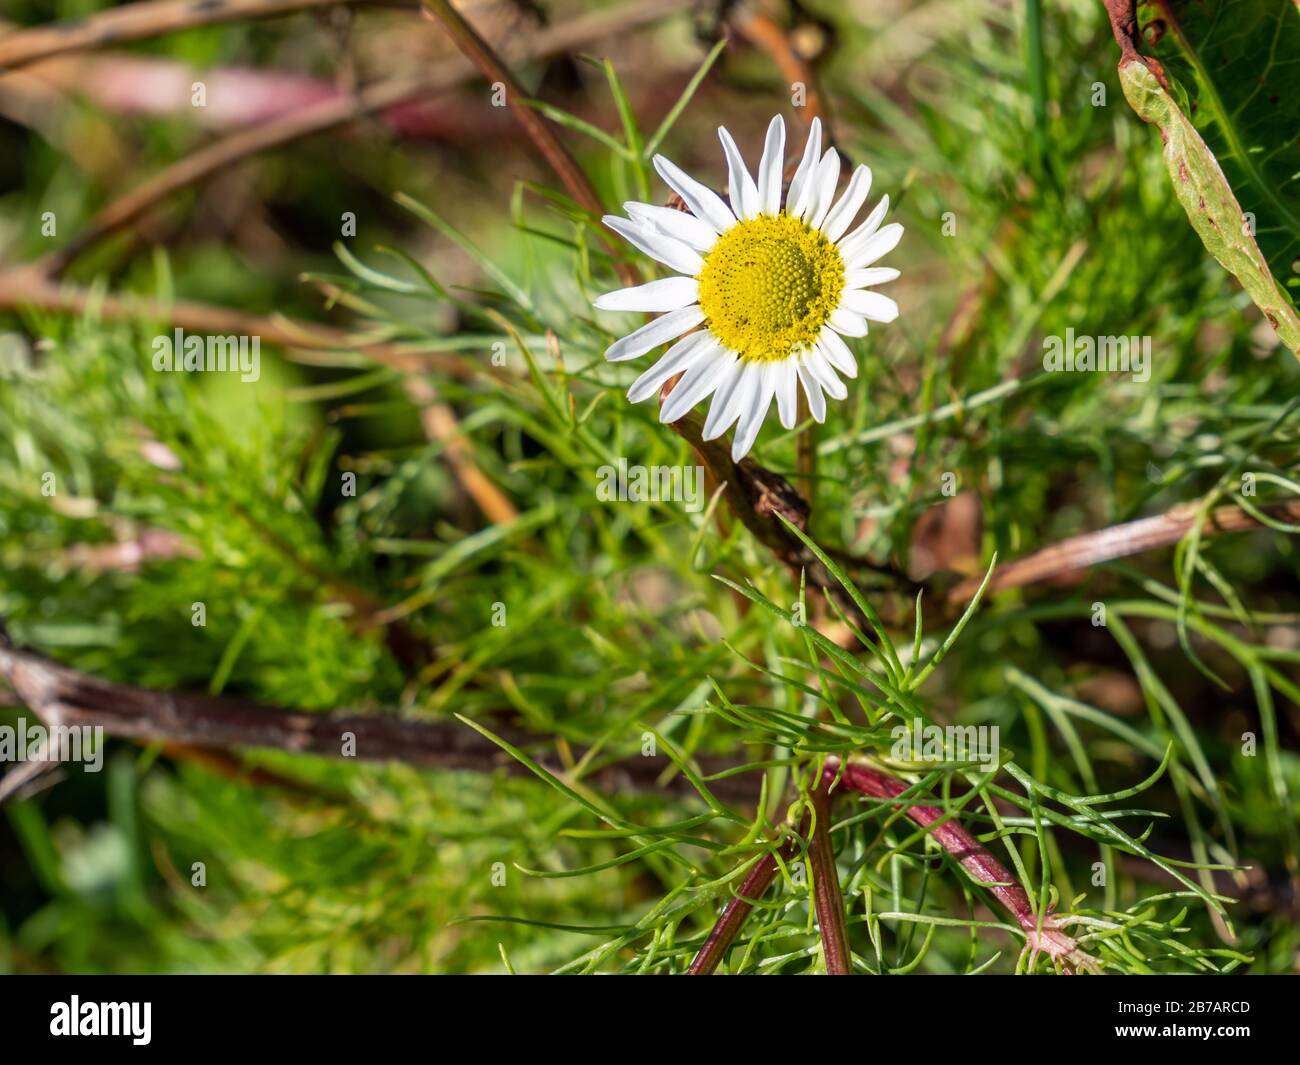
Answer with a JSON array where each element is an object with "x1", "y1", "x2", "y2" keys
[
  {"x1": 808, "y1": 782, "x2": 851, "y2": 973},
  {"x1": 687, "y1": 843, "x2": 790, "y2": 975}
]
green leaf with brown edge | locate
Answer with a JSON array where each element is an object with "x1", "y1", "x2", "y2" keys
[
  {"x1": 1137, "y1": 2, "x2": 1300, "y2": 287},
  {"x1": 1119, "y1": 56, "x2": 1300, "y2": 356},
  {"x1": 1117, "y1": 0, "x2": 1300, "y2": 354}
]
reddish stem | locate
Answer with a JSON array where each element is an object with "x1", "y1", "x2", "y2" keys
[
  {"x1": 825, "y1": 760, "x2": 1034, "y2": 927},
  {"x1": 687, "y1": 838, "x2": 796, "y2": 975},
  {"x1": 808, "y1": 783, "x2": 851, "y2": 973},
  {"x1": 688, "y1": 758, "x2": 1101, "y2": 975},
  {"x1": 826, "y1": 760, "x2": 1101, "y2": 972}
]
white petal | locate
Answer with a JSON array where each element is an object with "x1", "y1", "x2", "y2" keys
[
  {"x1": 593, "y1": 276, "x2": 698, "y2": 312},
  {"x1": 821, "y1": 164, "x2": 872, "y2": 243},
  {"x1": 625, "y1": 202, "x2": 717, "y2": 253},
  {"x1": 605, "y1": 306, "x2": 704, "y2": 362},
  {"x1": 787, "y1": 117, "x2": 822, "y2": 219},
  {"x1": 796, "y1": 363, "x2": 826, "y2": 423},
  {"x1": 828, "y1": 307, "x2": 869, "y2": 338},
  {"x1": 717, "y1": 127, "x2": 760, "y2": 220},
  {"x1": 660, "y1": 345, "x2": 735, "y2": 423},
  {"x1": 652, "y1": 155, "x2": 736, "y2": 235},
  {"x1": 807, "y1": 149, "x2": 842, "y2": 231},
  {"x1": 604, "y1": 216, "x2": 703, "y2": 276},
  {"x1": 843, "y1": 221, "x2": 903, "y2": 272},
  {"x1": 756, "y1": 115, "x2": 786, "y2": 216},
  {"x1": 803, "y1": 346, "x2": 846, "y2": 401},
  {"x1": 817, "y1": 327, "x2": 857, "y2": 379},
  {"x1": 626, "y1": 332, "x2": 712, "y2": 402},
  {"x1": 840, "y1": 290, "x2": 899, "y2": 323},
  {"x1": 774, "y1": 360, "x2": 798, "y2": 429},
  {"x1": 837, "y1": 196, "x2": 890, "y2": 259},
  {"x1": 731, "y1": 364, "x2": 777, "y2": 460},
  {"x1": 704, "y1": 359, "x2": 757, "y2": 440},
  {"x1": 843, "y1": 267, "x2": 900, "y2": 289}
]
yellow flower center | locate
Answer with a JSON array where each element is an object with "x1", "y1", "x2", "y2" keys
[{"x1": 696, "y1": 212, "x2": 845, "y2": 363}]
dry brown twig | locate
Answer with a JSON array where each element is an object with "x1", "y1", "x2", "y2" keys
[
  {"x1": 403, "y1": 375, "x2": 519, "y2": 524},
  {"x1": 0, "y1": 630, "x2": 757, "y2": 804},
  {"x1": 0, "y1": 0, "x2": 410, "y2": 72},
  {"x1": 728, "y1": 2, "x2": 830, "y2": 139},
  {"x1": 0, "y1": 266, "x2": 474, "y2": 377},
  {"x1": 947, "y1": 498, "x2": 1300, "y2": 603},
  {"x1": 417, "y1": 0, "x2": 641, "y2": 286}
]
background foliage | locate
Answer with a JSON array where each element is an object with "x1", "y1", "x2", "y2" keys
[{"x1": 0, "y1": 0, "x2": 1297, "y2": 974}]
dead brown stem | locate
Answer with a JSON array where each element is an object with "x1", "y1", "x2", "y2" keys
[
  {"x1": 0, "y1": 266, "x2": 478, "y2": 377},
  {"x1": 0, "y1": 0, "x2": 383, "y2": 72},
  {"x1": 1100, "y1": 0, "x2": 1140, "y2": 61},
  {"x1": 402, "y1": 375, "x2": 519, "y2": 524},
  {"x1": 417, "y1": 0, "x2": 641, "y2": 287},
  {"x1": 666, "y1": 407, "x2": 909, "y2": 609},
  {"x1": 0, "y1": 631, "x2": 760, "y2": 804},
  {"x1": 1100, "y1": 0, "x2": 1168, "y2": 88},
  {"x1": 948, "y1": 499, "x2": 1300, "y2": 604},
  {"x1": 730, "y1": 6, "x2": 829, "y2": 137}
]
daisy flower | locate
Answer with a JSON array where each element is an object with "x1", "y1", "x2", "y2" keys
[{"x1": 592, "y1": 114, "x2": 903, "y2": 461}]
